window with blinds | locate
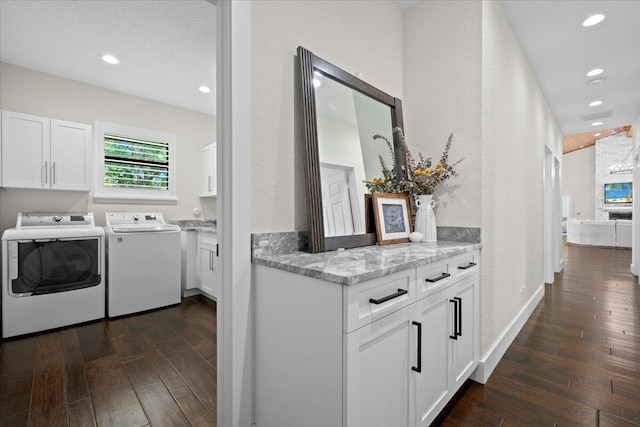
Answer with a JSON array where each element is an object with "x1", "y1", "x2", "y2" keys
[
  {"x1": 93, "y1": 121, "x2": 177, "y2": 204},
  {"x1": 103, "y1": 134, "x2": 169, "y2": 190}
]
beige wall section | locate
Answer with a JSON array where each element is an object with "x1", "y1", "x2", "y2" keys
[
  {"x1": 403, "y1": 0, "x2": 482, "y2": 227},
  {"x1": 562, "y1": 147, "x2": 596, "y2": 220},
  {"x1": 250, "y1": 0, "x2": 403, "y2": 233},
  {"x1": 0, "y1": 62, "x2": 216, "y2": 232},
  {"x1": 481, "y1": 1, "x2": 563, "y2": 356}
]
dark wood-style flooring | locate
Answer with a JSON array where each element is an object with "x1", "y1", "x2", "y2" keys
[
  {"x1": 0, "y1": 295, "x2": 216, "y2": 427},
  {"x1": 441, "y1": 244, "x2": 640, "y2": 426}
]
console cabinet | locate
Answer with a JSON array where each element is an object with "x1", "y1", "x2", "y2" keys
[
  {"x1": 1, "y1": 110, "x2": 91, "y2": 191},
  {"x1": 254, "y1": 250, "x2": 480, "y2": 427}
]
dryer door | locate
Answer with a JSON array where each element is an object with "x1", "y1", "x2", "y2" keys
[{"x1": 10, "y1": 237, "x2": 101, "y2": 297}]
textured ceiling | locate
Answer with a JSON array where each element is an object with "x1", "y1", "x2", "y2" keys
[
  {"x1": 501, "y1": 0, "x2": 640, "y2": 137},
  {"x1": 0, "y1": 0, "x2": 216, "y2": 116}
]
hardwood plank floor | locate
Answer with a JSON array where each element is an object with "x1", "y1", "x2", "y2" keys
[
  {"x1": 440, "y1": 244, "x2": 640, "y2": 426},
  {"x1": 0, "y1": 295, "x2": 216, "y2": 427}
]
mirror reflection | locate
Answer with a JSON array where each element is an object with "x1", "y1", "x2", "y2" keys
[{"x1": 314, "y1": 72, "x2": 394, "y2": 237}]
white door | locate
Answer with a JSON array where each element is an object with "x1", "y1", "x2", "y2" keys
[
  {"x1": 345, "y1": 306, "x2": 413, "y2": 427},
  {"x1": 451, "y1": 277, "x2": 476, "y2": 391},
  {"x1": 413, "y1": 289, "x2": 451, "y2": 427},
  {"x1": 321, "y1": 165, "x2": 355, "y2": 236},
  {"x1": 1, "y1": 111, "x2": 50, "y2": 188},
  {"x1": 50, "y1": 119, "x2": 91, "y2": 191}
]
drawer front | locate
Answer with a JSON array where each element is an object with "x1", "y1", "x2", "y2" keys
[
  {"x1": 417, "y1": 258, "x2": 451, "y2": 299},
  {"x1": 344, "y1": 269, "x2": 416, "y2": 333},
  {"x1": 453, "y1": 252, "x2": 479, "y2": 279},
  {"x1": 197, "y1": 232, "x2": 217, "y2": 247}
]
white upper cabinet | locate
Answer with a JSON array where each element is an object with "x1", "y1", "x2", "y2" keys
[
  {"x1": 1, "y1": 111, "x2": 91, "y2": 191},
  {"x1": 50, "y1": 119, "x2": 91, "y2": 190},
  {"x1": 1, "y1": 111, "x2": 50, "y2": 189},
  {"x1": 199, "y1": 142, "x2": 216, "y2": 197}
]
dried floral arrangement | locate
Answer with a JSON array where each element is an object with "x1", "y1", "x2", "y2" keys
[{"x1": 364, "y1": 127, "x2": 463, "y2": 198}]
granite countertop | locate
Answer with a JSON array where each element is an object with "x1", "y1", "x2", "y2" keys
[
  {"x1": 253, "y1": 241, "x2": 481, "y2": 286},
  {"x1": 169, "y1": 219, "x2": 216, "y2": 232}
]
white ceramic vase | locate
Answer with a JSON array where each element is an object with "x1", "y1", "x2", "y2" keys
[{"x1": 414, "y1": 194, "x2": 437, "y2": 242}]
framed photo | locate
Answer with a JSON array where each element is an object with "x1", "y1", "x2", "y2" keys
[{"x1": 372, "y1": 193, "x2": 412, "y2": 245}]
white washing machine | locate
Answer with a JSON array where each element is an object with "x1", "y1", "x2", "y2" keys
[
  {"x1": 104, "y1": 212, "x2": 181, "y2": 317},
  {"x1": 2, "y1": 213, "x2": 105, "y2": 338}
]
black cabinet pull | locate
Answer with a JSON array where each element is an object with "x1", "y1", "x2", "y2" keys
[
  {"x1": 458, "y1": 262, "x2": 477, "y2": 270},
  {"x1": 425, "y1": 272, "x2": 451, "y2": 283},
  {"x1": 368, "y1": 289, "x2": 408, "y2": 305},
  {"x1": 454, "y1": 297, "x2": 462, "y2": 337},
  {"x1": 216, "y1": 243, "x2": 219, "y2": 257},
  {"x1": 449, "y1": 299, "x2": 458, "y2": 340},
  {"x1": 412, "y1": 321, "x2": 422, "y2": 373}
]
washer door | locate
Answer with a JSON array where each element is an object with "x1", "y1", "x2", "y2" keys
[{"x1": 11, "y1": 238, "x2": 101, "y2": 296}]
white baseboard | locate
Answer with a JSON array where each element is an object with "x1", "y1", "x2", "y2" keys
[
  {"x1": 555, "y1": 258, "x2": 564, "y2": 273},
  {"x1": 470, "y1": 283, "x2": 545, "y2": 384},
  {"x1": 182, "y1": 288, "x2": 217, "y2": 301},
  {"x1": 631, "y1": 263, "x2": 638, "y2": 277}
]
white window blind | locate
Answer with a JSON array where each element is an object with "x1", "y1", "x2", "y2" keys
[
  {"x1": 93, "y1": 121, "x2": 177, "y2": 204},
  {"x1": 103, "y1": 134, "x2": 169, "y2": 190}
]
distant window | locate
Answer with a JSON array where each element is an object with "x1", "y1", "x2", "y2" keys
[{"x1": 94, "y1": 122, "x2": 177, "y2": 204}]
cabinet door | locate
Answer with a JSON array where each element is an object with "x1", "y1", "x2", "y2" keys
[
  {"x1": 50, "y1": 119, "x2": 91, "y2": 191},
  {"x1": 345, "y1": 306, "x2": 413, "y2": 427},
  {"x1": 199, "y1": 143, "x2": 216, "y2": 197},
  {"x1": 451, "y1": 276, "x2": 477, "y2": 391},
  {"x1": 1, "y1": 111, "x2": 50, "y2": 188},
  {"x1": 181, "y1": 232, "x2": 198, "y2": 290},
  {"x1": 413, "y1": 288, "x2": 452, "y2": 427},
  {"x1": 213, "y1": 243, "x2": 220, "y2": 298},
  {"x1": 197, "y1": 244, "x2": 215, "y2": 296}
]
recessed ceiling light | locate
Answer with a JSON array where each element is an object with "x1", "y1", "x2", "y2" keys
[
  {"x1": 586, "y1": 68, "x2": 603, "y2": 77},
  {"x1": 102, "y1": 54, "x2": 119, "y2": 65},
  {"x1": 591, "y1": 121, "x2": 603, "y2": 126},
  {"x1": 589, "y1": 100, "x2": 603, "y2": 107},
  {"x1": 594, "y1": 133, "x2": 601, "y2": 137},
  {"x1": 582, "y1": 13, "x2": 606, "y2": 27},
  {"x1": 588, "y1": 78, "x2": 605, "y2": 86},
  {"x1": 313, "y1": 78, "x2": 321, "y2": 88},
  {"x1": 198, "y1": 86, "x2": 211, "y2": 93}
]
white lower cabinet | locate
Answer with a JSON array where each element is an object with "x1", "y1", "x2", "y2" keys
[
  {"x1": 451, "y1": 278, "x2": 478, "y2": 391},
  {"x1": 255, "y1": 250, "x2": 480, "y2": 427},
  {"x1": 414, "y1": 287, "x2": 451, "y2": 426},
  {"x1": 196, "y1": 239, "x2": 216, "y2": 296},
  {"x1": 345, "y1": 306, "x2": 413, "y2": 427},
  {"x1": 180, "y1": 231, "x2": 218, "y2": 299}
]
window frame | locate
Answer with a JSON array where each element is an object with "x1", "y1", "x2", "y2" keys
[{"x1": 93, "y1": 121, "x2": 178, "y2": 204}]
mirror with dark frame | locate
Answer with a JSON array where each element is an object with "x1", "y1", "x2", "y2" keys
[{"x1": 298, "y1": 46, "x2": 407, "y2": 253}]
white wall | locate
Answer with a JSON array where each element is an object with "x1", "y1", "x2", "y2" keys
[
  {"x1": 562, "y1": 146, "x2": 596, "y2": 220},
  {"x1": 0, "y1": 62, "x2": 216, "y2": 232},
  {"x1": 250, "y1": 0, "x2": 403, "y2": 233},
  {"x1": 595, "y1": 135, "x2": 633, "y2": 220},
  {"x1": 403, "y1": 0, "x2": 482, "y2": 227},
  {"x1": 480, "y1": 0, "x2": 563, "y2": 358}
]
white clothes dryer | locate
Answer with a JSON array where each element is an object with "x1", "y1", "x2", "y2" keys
[{"x1": 1, "y1": 212, "x2": 105, "y2": 338}]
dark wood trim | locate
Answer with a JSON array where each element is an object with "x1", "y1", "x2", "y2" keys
[
  {"x1": 312, "y1": 56, "x2": 396, "y2": 107},
  {"x1": 298, "y1": 46, "x2": 325, "y2": 253},
  {"x1": 298, "y1": 46, "x2": 406, "y2": 253}
]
